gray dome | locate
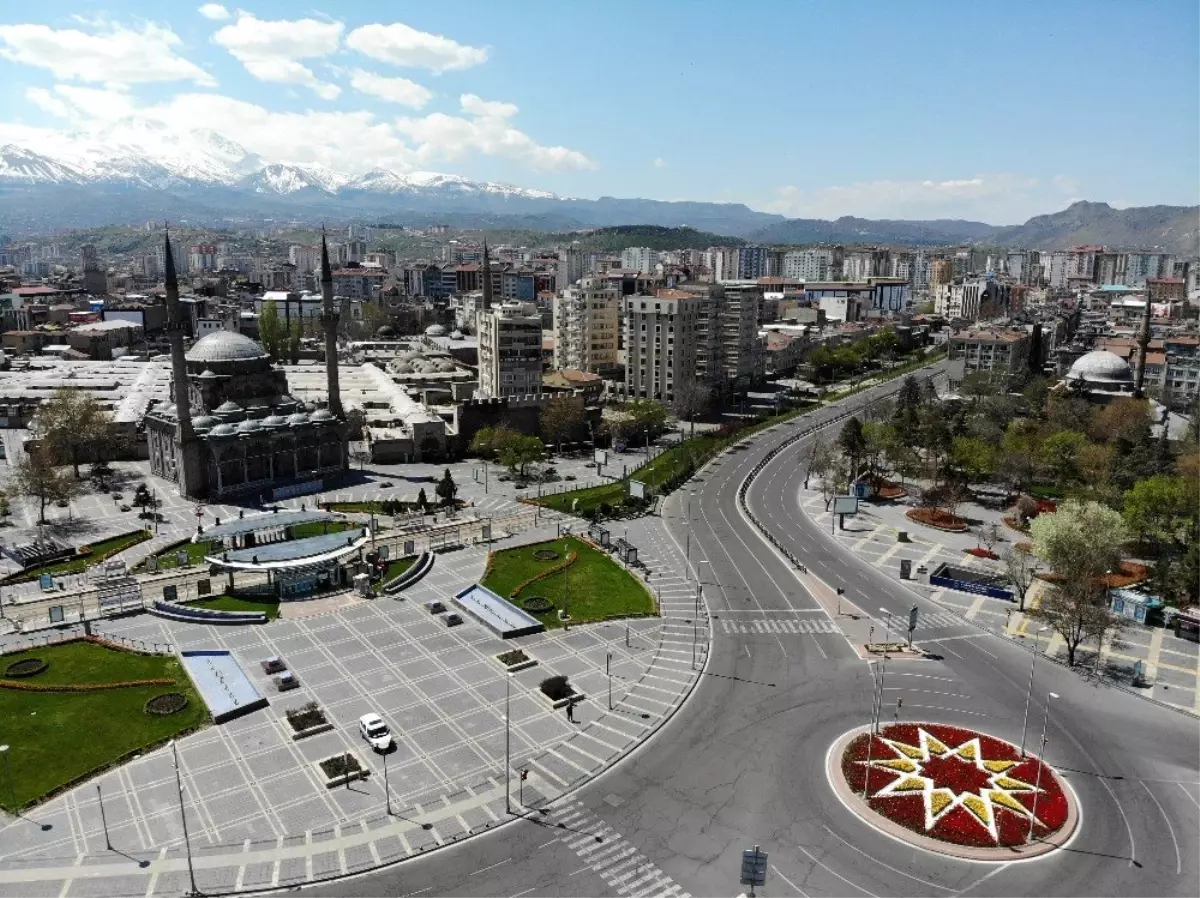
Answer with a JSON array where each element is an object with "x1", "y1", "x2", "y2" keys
[
  {"x1": 1067, "y1": 350, "x2": 1134, "y2": 384},
  {"x1": 424, "y1": 324, "x2": 446, "y2": 336},
  {"x1": 236, "y1": 419, "x2": 260, "y2": 433},
  {"x1": 191, "y1": 415, "x2": 216, "y2": 431},
  {"x1": 157, "y1": 403, "x2": 177, "y2": 418},
  {"x1": 214, "y1": 400, "x2": 243, "y2": 416},
  {"x1": 310, "y1": 408, "x2": 334, "y2": 422},
  {"x1": 186, "y1": 331, "x2": 269, "y2": 364},
  {"x1": 261, "y1": 414, "x2": 287, "y2": 427},
  {"x1": 208, "y1": 423, "x2": 237, "y2": 438},
  {"x1": 287, "y1": 412, "x2": 310, "y2": 426}
]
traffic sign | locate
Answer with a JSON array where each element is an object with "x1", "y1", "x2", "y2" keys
[
  {"x1": 908, "y1": 605, "x2": 919, "y2": 632},
  {"x1": 740, "y1": 846, "x2": 767, "y2": 889}
]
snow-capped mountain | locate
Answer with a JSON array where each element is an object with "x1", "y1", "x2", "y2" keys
[{"x1": 0, "y1": 133, "x2": 556, "y2": 200}]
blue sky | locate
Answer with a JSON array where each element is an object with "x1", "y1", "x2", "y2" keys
[{"x1": 0, "y1": 1, "x2": 1196, "y2": 223}]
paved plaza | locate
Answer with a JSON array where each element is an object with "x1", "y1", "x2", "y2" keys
[
  {"x1": 796, "y1": 486, "x2": 1200, "y2": 716},
  {"x1": 0, "y1": 509, "x2": 709, "y2": 897}
]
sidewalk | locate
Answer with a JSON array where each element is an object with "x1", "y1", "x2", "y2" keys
[
  {"x1": 0, "y1": 515, "x2": 709, "y2": 898},
  {"x1": 797, "y1": 485, "x2": 1200, "y2": 717}
]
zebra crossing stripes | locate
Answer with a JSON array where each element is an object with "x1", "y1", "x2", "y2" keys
[
  {"x1": 721, "y1": 618, "x2": 839, "y2": 635},
  {"x1": 549, "y1": 801, "x2": 690, "y2": 898},
  {"x1": 909, "y1": 609, "x2": 970, "y2": 630}
]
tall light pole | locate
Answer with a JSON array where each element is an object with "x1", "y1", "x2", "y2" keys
[
  {"x1": 97, "y1": 783, "x2": 112, "y2": 850},
  {"x1": 563, "y1": 541, "x2": 571, "y2": 624},
  {"x1": 0, "y1": 744, "x2": 14, "y2": 810},
  {"x1": 606, "y1": 652, "x2": 613, "y2": 710},
  {"x1": 169, "y1": 740, "x2": 200, "y2": 897},
  {"x1": 862, "y1": 661, "x2": 878, "y2": 798},
  {"x1": 504, "y1": 672, "x2": 513, "y2": 814},
  {"x1": 1019, "y1": 626, "x2": 1049, "y2": 757},
  {"x1": 692, "y1": 585, "x2": 703, "y2": 670},
  {"x1": 874, "y1": 608, "x2": 893, "y2": 733},
  {"x1": 1027, "y1": 692, "x2": 1059, "y2": 843},
  {"x1": 684, "y1": 491, "x2": 693, "y2": 581},
  {"x1": 382, "y1": 747, "x2": 392, "y2": 817}
]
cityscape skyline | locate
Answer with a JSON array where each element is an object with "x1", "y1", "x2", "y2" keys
[{"x1": 0, "y1": 1, "x2": 1196, "y2": 223}]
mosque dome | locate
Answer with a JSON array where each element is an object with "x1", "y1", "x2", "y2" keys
[
  {"x1": 287, "y1": 412, "x2": 310, "y2": 426},
  {"x1": 208, "y1": 423, "x2": 237, "y2": 438},
  {"x1": 186, "y1": 331, "x2": 269, "y2": 364},
  {"x1": 424, "y1": 324, "x2": 447, "y2": 336},
  {"x1": 191, "y1": 415, "x2": 217, "y2": 432},
  {"x1": 1067, "y1": 350, "x2": 1134, "y2": 385},
  {"x1": 261, "y1": 414, "x2": 287, "y2": 428}
]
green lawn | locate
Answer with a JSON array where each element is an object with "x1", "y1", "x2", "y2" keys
[
  {"x1": 3, "y1": 530, "x2": 151, "y2": 583},
  {"x1": 185, "y1": 593, "x2": 281, "y2": 620},
  {"x1": 0, "y1": 641, "x2": 207, "y2": 811},
  {"x1": 482, "y1": 536, "x2": 654, "y2": 628},
  {"x1": 380, "y1": 556, "x2": 417, "y2": 583},
  {"x1": 135, "y1": 521, "x2": 355, "y2": 571}
]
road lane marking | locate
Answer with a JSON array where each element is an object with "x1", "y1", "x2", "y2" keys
[
  {"x1": 469, "y1": 858, "x2": 511, "y2": 876},
  {"x1": 1139, "y1": 782, "x2": 1180, "y2": 875},
  {"x1": 770, "y1": 863, "x2": 811, "y2": 897},
  {"x1": 796, "y1": 845, "x2": 877, "y2": 897},
  {"x1": 821, "y1": 825, "x2": 954, "y2": 891}
]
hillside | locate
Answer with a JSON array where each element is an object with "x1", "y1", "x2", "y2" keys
[
  {"x1": 750, "y1": 216, "x2": 995, "y2": 246},
  {"x1": 546, "y1": 225, "x2": 745, "y2": 252},
  {"x1": 987, "y1": 201, "x2": 1199, "y2": 254}
]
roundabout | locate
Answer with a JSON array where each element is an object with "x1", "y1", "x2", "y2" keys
[{"x1": 828, "y1": 722, "x2": 1079, "y2": 860}]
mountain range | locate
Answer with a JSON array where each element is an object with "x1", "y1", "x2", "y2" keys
[{"x1": 0, "y1": 132, "x2": 1195, "y2": 253}]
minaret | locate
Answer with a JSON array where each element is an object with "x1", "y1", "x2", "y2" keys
[
  {"x1": 164, "y1": 230, "x2": 197, "y2": 495},
  {"x1": 1134, "y1": 288, "x2": 1152, "y2": 397},
  {"x1": 320, "y1": 231, "x2": 344, "y2": 418},
  {"x1": 482, "y1": 239, "x2": 494, "y2": 307}
]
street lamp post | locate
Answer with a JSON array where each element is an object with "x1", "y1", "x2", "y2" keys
[
  {"x1": 0, "y1": 744, "x2": 14, "y2": 810},
  {"x1": 684, "y1": 492, "x2": 692, "y2": 581},
  {"x1": 563, "y1": 541, "x2": 571, "y2": 625},
  {"x1": 169, "y1": 740, "x2": 200, "y2": 897},
  {"x1": 97, "y1": 783, "x2": 112, "y2": 850},
  {"x1": 874, "y1": 608, "x2": 893, "y2": 733},
  {"x1": 505, "y1": 672, "x2": 513, "y2": 814},
  {"x1": 383, "y1": 747, "x2": 392, "y2": 817},
  {"x1": 1019, "y1": 626, "x2": 1049, "y2": 757},
  {"x1": 863, "y1": 661, "x2": 878, "y2": 798},
  {"x1": 692, "y1": 584, "x2": 702, "y2": 670},
  {"x1": 607, "y1": 651, "x2": 613, "y2": 710},
  {"x1": 1027, "y1": 692, "x2": 1059, "y2": 843}
]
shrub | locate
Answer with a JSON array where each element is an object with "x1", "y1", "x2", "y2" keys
[
  {"x1": 533, "y1": 549, "x2": 560, "y2": 561},
  {"x1": 522, "y1": 596, "x2": 554, "y2": 613},
  {"x1": 540, "y1": 675, "x2": 574, "y2": 701},
  {"x1": 5, "y1": 658, "x2": 48, "y2": 678},
  {"x1": 497, "y1": 649, "x2": 530, "y2": 666},
  {"x1": 320, "y1": 754, "x2": 362, "y2": 779},
  {"x1": 144, "y1": 693, "x2": 189, "y2": 715},
  {"x1": 285, "y1": 701, "x2": 326, "y2": 731}
]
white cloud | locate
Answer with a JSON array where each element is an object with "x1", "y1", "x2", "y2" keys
[
  {"x1": 197, "y1": 4, "x2": 230, "y2": 20},
  {"x1": 213, "y1": 13, "x2": 342, "y2": 98},
  {"x1": 27, "y1": 85, "x2": 137, "y2": 121},
  {"x1": 763, "y1": 173, "x2": 1078, "y2": 223},
  {"x1": 0, "y1": 20, "x2": 214, "y2": 86},
  {"x1": 348, "y1": 69, "x2": 432, "y2": 108},
  {"x1": 394, "y1": 94, "x2": 594, "y2": 172},
  {"x1": 346, "y1": 22, "x2": 487, "y2": 73},
  {"x1": 653, "y1": 157, "x2": 666, "y2": 169}
]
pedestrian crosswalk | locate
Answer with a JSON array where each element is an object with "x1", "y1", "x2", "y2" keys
[
  {"x1": 721, "y1": 618, "x2": 839, "y2": 634},
  {"x1": 550, "y1": 801, "x2": 690, "y2": 898},
  {"x1": 909, "y1": 609, "x2": 969, "y2": 630}
]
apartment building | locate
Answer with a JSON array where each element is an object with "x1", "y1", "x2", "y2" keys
[
  {"x1": 620, "y1": 247, "x2": 658, "y2": 273},
  {"x1": 622, "y1": 290, "x2": 703, "y2": 402},
  {"x1": 717, "y1": 282, "x2": 766, "y2": 386},
  {"x1": 477, "y1": 301, "x2": 543, "y2": 398},
  {"x1": 782, "y1": 248, "x2": 835, "y2": 281},
  {"x1": 934, "y1": 277, "x2": 1011, "y2": 321},
  {"x1": 947, "y1": 327, "x2": 1031, "y2": 377},
  {"x1": 552, "y1": 277, "x2": 620, "y2": 373}
]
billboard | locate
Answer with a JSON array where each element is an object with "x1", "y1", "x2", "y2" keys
[
  {"x1": 832, "y1": 496, "x2": 859, "y2": 515},
  {"x1": 594, "y1": 449, "x2": 608, "y2": 466},
  {"x1": 629, "y1": 480, "x2": 647, "y2": 500}
]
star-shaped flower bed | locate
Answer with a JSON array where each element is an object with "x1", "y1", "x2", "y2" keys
[{"x1": 840, "y1": 723, "x2": 1070, "y2": 847}]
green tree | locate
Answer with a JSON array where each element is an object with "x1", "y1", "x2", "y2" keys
[
  {"x1": 12, "y1": 446, "x2": 78, "y2": 524},
  {"x1": 1089, "y1": 397, "x2": 1151, "y2": 445},
  {"x1": 499, "y1": 433, "x2": 544, "y2": 479},
  {"x1": 416, "y1": 488, "x2": 428, "y2": 511},
  {"x1": 1039, "y1": 430, "x2": 1088, "y2": 485},
  {"x1": 1002, "y1": 545, "x2": 1040, "y2": 612},
  {"x1": 1123, "y1": 475, "x2": 1197, "y2": 549},
  {"x1": 1030, "y1": 576, "x2": 1127, "y2": 667},
  {"x1": 469, "y1": 425, "x2": 517, "y2": 459},
  {"x1": 837, "y1": 416, "x2": 867, "y2": 480},
  {"x1": 258, "y1": 300, "x2": 285, "y2": 360},
  {"x1": 435, "y1": 468, "x2": 457, "y2": 507},
  {"x1": 959, "y1": 371, "x2": 995, "y2": 399},
  {"x1": 950, "y1": 436, "x2": 996, "y2": 484},
  {"x1": 619, "y1": 398, "x2": 668, "y2": 441},
  {"x1": 1030, "y1": 499, "x2": 1127, "y2": 585}
]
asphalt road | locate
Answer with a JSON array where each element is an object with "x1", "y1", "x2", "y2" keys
[{"x1": 302, "y1": 367, "x2": 1199, "y2": 898}]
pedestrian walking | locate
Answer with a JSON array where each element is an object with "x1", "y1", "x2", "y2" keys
[{"x1": 566, "y1": 700, "x2": 576, "y2": 723}]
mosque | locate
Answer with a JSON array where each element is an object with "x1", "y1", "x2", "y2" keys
[{"x1": 144, "y1": 233, "x2": 348, "y2": 501}]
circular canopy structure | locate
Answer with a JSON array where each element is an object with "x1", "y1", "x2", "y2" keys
[
  {"x1": 1066, "y1": 350, "x2": 1133, "y2": 386},
  {"x1": 186, "y1": 331, "x2": 270, "y2": 365}
]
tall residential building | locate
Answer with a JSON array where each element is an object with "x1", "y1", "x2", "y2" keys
[
  {"x1": 552, "y1": 278, "x2": 620, "y2": 373},
  {"x1": 620, "y1": 246, "x2": 658, "y2": 273},
  {"x1": 556, "y1": 247, "x2": 585, "y2": 290},
  {"x1": 477, "y1": 301, "x2": 543, "y2": 398},
  {"x1": 1122, "y1": 251, "x2": 1175, "y2": 286},
  {"x1": 188, "y1": 244, "x2": 217, "y2": 271},
  {"x1": 1046, "y1": 251, "x2": 1070, "y2": 289},
  {"x1": 782, "y1": 248, "x2": 835, "y2": 281},
  {"x1": 931, "y1": 258, "x2": 955, "y2": 291},
  {"x1": 289, "y1": 245, "x2": 321, "y2": 273},
  {"x1": 623, "y1": 290, "x2": 703, "y2": 402},
  {"x1": 716, "y1": 282, "x2": 765, "y2": 385},
  {"x1": 735, "y1": 245, "x2": 769, "y2": 279},
  {"x1": 1067, "y1": 245, "x2": 1103, "y2": 282},
  {"x1": 910, "y1": 251, "x2": 932, "y2": 291}
]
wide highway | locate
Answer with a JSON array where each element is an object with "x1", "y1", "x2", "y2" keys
[{"x1": 305, "y1": 366, "x2": 1199, "y2": 898}]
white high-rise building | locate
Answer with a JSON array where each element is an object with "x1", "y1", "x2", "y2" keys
[
  {"x1": 782, "y1": 248, "x2": 834, "y2": 281},
  {"x1": 553, "y1": 278, "x2": 620, "y2": 372},
  {"x1": 620, "y1": 246, "x2": 658, "y2": 273},
  {"x1": 477, "y1": 302, "x2": 544, "y2": 398},
  {"x1": 556, "y1": 247, "x2": 585, "y2": 290}
]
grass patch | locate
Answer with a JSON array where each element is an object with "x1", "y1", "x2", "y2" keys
[
  {"x1": 3, "y1": 530, "x2": 151, "y2": 583},
  {"x1": 0, "y1": 641, "x2": 206, "y2": 811},
  {"x1": 482, "y1": 536, "x2": 653, "y2": 628},
  {"x1": 380, "y1": 556, "x2": 417, "y2": 583},
  {"x1": 135, "y1": 521, "x2": 355, "y2": 572},
  {"x1": 185, "y1": 593, "x2": 281, "y2": 620}
]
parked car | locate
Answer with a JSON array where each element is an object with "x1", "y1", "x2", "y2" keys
[
  {"x1": 358, "y1": 713, "x2": 394, "y2": 752},
  {"x1": 261, "y1": 656, "x2": 286, "y2": 674},
  {"x1": 444, "y1": 613, "x2": 463, "y2": 628},
  {"x1": 428, "y1": 601, "x2": 447, "y2": 615},
  {"x1": 275, "y1": 671, "x2": 299, "y2": 691}
]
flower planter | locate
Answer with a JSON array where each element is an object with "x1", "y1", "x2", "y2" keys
[
  {"x1": 538, "y1": 689, "x2": 585, "y2": 711},
  {"x1": 291, "y1": 722, "x2": 334, "y2": 741},
  {"x1": 315, "y1": 751, "x2": 370, "y2": 789},
  {"x1": 494, "y1": 651, "x2": 538, "y2": 674}
]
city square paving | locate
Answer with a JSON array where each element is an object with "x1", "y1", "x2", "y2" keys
[
  {"x1": 0, "y1": 508, "x2": 709, "y2": 897},
  {"x1": 796, "y1": 487, "x2": 1200, "y2": 716}
]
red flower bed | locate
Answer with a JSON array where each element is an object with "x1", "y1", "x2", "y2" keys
[
  {"x1": 841, "y1": 722, "x2": 1069, "y2": 847},
  {"x1": 905, "y1": 508, "x2": 969, "y2": 532},
  {"x1": 966, "y1": 547, "x2": 1000, "y2": 560},
  {"x1": 1035, "y1": 499, "x2": 1057, "y2": 515}
]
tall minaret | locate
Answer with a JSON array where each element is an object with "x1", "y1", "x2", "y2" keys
[
  {"x1": 164, "y1": 230, "x2": 196, "y2": 494},
  {"x1": 319, "y1": 231, "x2": 344, "y2": 418},
  {"x1": 1134, "y1": 288, "x2": 1152, "y2": 398},
  {"x1": 482, "y1": 239, "x2": 493, "y2": 307}
]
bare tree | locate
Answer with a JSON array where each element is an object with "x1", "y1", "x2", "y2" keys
[
  {"x1": 1002, "y1": 544, "x2": 1039, "y2": 611},
  {"x1": 540, "y1": 396, "x2": 585, "y2": 455},
  {"x1": 670, "y1": 380, "x2": 713, "y2": 438},
  {"x1": 1028, "y1": 580, "x2": 1126, "y2": 667},
  {"x1": 11, "y1": 447, "x2": 78, "y2": 524}
]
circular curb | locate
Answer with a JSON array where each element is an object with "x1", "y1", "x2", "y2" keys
[{"x1": 826, "y1": 725, "x2": 1080, "y2": 863}]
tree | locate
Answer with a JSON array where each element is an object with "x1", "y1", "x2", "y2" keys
[
  {"x1": 499, "y1": 433, "x2": 544, "y2": 479},
  {"x1": 998, "y1": 419, "x2": 1041, "y2": 492},
  {"x1": 950, "y1": 436, "x2": 996, "y2": 484},
  {"x1": 540, "y1": 397, "x2": 585, "y2": 454},
  {"x1": 959, "y1": 371, "x2": 995, "y2": 399},
  {"x1": 259, "y1": 301, "x2": 286, "y2": 360},
  {"x1": 917, "y1": 406, "x2": 952, "y2": 485},
  {"x1": 837, "y1": 417, "x2": 867, "y2": 480},
  {"x1": 287, "y1": 320, "x2": 302, "y2": 364},
  {"x1": 1038, "y1": 430, "x2": 1088, "y2": 486},
  {"x1": 1002, "y1": 544, "x2": 1040, "y2": 611},
  {"x1": 416, "y1": 488, "x2": 428, "y2": 511},
  {"x1": 1123, "y1": 475, "x2": 1197, "y2": 552},
  {"x1": 1089, "y1": 397, "x2": 1151, "y2": 445},
  {"x1": 0, "y1": 489, "x2": 11, "y2": 526},
  {"x1": 435, "y1": 468, "x2": 457, "y2": 507},
  {"x1": 860, "y1": 421, "x2": 894, "y2": 483},
  {"x1": 31, "y1": 388, "x2": 120, "y2": 478},
  {"x1": 1030, "y1": 499, "x2": 1127, "y2": 585},
  {"x1": 617, "y1": 398, "x2": 668, "y2": 443},
  {"x1": 469, "y1": 425, "x2": 517, "y2": 459},
  {"x1": 12, "y1": 447, "x2": 77, "y2": 524},
  {"x1": 805, "y1": 437, "x2": 834, "y2": 492},
  {"x1": 670, "y1": 379, "x2": 712, "y2": 437},
  {"x1": 1015, "y1": 495, "x2": 1039, "y2": 526},
  {"x1": 1029, "y1": 576, "x2": 1126, "y2": 667}
]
